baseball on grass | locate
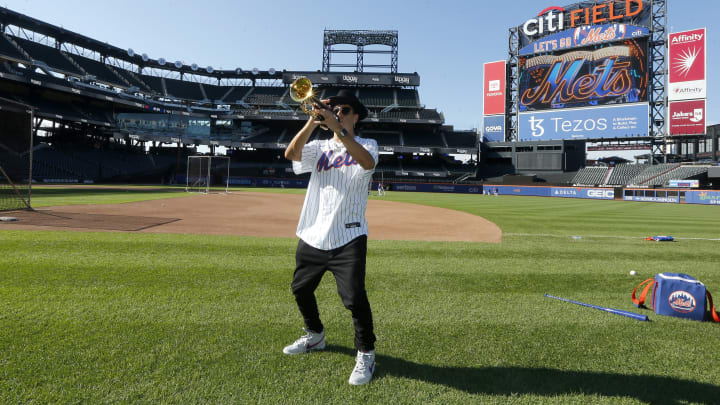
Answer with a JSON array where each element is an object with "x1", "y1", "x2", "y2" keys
[{"x1": 629, "y1": 270, "x2": 637, "y2": 276}]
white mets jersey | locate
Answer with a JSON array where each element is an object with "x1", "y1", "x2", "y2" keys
[{"x1": 293, "y1": 136, "x2": 379, "y2": 250}]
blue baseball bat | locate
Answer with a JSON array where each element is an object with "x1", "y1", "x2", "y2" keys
[{"x1": 544, "y1": 293, "x2": 649, "y2": 322}]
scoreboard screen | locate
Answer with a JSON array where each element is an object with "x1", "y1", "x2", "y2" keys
[{"x1": 518, "y1": 38, "x2": 647, "y2": 112}]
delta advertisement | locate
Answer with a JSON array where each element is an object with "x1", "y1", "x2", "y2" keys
[
  {"x1": 669, "y1": 99, "x2": 706, "y2": 135},
  {"x1": 668, "y1": 28, "x2": 706, "y2": 101},
  {"x1": 518, "y1": 103, "x2": 649, "y2": 140},
  {"x1": 519, "y1": 38, "x2": 647, "y2": 111}
]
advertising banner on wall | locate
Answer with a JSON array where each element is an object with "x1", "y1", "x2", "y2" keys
[
  {"x1": 483, "y1": 61, "x2": 506, "y2": 115},
  {"x1": 686, "y1": 191, "x2": 720, "y2": 205},
  {"x1": 669, "y1": 99, "x2": 706, "y2": 135},
  {"x1": 517, "y1": 0, "x2": 651, "y2": 48},
  {"x1": 519, "y1": 38, "x2": 647, "y2": 112},
  {"x1": 668, "y1": 28, "x2": 706, "y2": 101},
  {"x1": 518, "y1": 103, "x2": 649, "y2": 140},
  {"x1": 483, "y1": 115, "x2": 506, "y2": 142},
  {"x1": 552, "y1": 187, "x2": 615, "y2": 199},
  {"x1": 519, "y1": 24, "x2": 649, "y2": 56}
]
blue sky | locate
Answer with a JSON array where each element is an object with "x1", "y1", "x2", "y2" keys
[{"x1": 2, "y1": 0, "x2": 716, "y2": 131}]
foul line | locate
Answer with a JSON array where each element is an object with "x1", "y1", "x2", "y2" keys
[{"x1": 505, "y1": 233, "x2": 720, "y2": 241}]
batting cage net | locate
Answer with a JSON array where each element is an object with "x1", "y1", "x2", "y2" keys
[
  {"x1": 186, "y1": 156, "x2": 230, "y2": 193},
  {"x1": 0, "y1": 98, "x2": 33, "y2": 211}
]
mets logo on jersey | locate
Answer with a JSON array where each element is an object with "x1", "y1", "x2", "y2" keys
[
  {"x1": 668, "y1": 290, "x2": 696, "y2": 313},
  {"x1": 317, "y1": 150, "x2": 358, "y2": 172}
]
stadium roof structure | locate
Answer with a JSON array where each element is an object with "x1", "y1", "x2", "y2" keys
[
  {"x1": 0, "y1": 7, "x2": 276, "y2": 80},
  {"x1": 322, "y1": 30, "x2": 398, "y2": 73}
]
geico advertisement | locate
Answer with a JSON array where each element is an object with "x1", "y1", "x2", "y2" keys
[
  {"x1": 518, "y1": 103, "x2": 648, "y2": 140},
  {"x1": 552, "y1": 187, "x2": 615, "y2": 199}
]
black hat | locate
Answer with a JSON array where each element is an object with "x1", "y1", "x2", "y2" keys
[{"x1": 327, "y1": 89, "x2": 368, "y2": 121}]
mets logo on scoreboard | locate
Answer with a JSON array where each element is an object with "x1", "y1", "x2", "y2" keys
[{"x1": 668, "y1": 290, "x2": 696, "y2": 313}]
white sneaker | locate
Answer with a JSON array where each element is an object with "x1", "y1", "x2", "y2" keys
[
  {"x1": 282, "y1": 328, "x2": 325, "y2": 355},
  {"x1": 348, "y1": 350, "x2": 375, "y2": 385}
]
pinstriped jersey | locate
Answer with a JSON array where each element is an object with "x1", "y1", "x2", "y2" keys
[{"x1": 293, "y1": 136, "x2": 379, "y2": 250}]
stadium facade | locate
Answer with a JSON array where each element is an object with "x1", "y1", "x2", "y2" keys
[{"x1": 0, "y1": 3, "x2": 718, "y2": 198}]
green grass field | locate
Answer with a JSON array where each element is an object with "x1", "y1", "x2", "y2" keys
[{"x1": 2, "y1": 187, "x2": 719, "y2": 404}]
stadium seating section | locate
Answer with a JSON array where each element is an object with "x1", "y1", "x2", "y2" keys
[
  {"x1": 359, "y1": 88, "x2": 394, "y2": 107},
  {"x1": 404, "y1": 130, "x2": 444, "y2": 147},
  {"x1": 140, "y1": 75, "x2": 166, "y2": 95},
  {"x1": 13, "y1": 37, "x2": 82, "y2": 75},
  {"x1": 396, "y1": 89, "x2": 419, "y2": 106},
  {"x1": 0, "y1": 34, "x2": 26, "y2": 61},
  {"x1": 164, "y1": 78, "x2": 204, "y2": 100},
  {"x1": 572, "y1": 163, "x2": 710, "y2": 187},
  {"x1": 72, "y1": 55, "x2": 125, "y2": 86},
  {"x1": 204, "y1": 85, "x2": 232, "y2": 102},
  {"x1": 445, "y1": 132, "x2": 478, "y2": 148},
  {"x1": 243, "y1": 87, "x2": 286, "y2": 105},
  {"x1": 113, "y1": 68, "x2": 150, "y2": 91},
  {"x1": 223, "y1": 86, "x2": 252, "y2": 104},
  {"x1": 571, "y1": 166, "x2": 609, "y2": 186}
]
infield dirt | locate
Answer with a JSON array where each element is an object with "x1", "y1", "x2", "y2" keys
[{"x1": 0, "y1": 191, "x2": 501, "y2": 243}]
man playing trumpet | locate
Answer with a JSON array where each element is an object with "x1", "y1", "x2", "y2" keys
[{"x1": 283, "y1": 89, "x2": 379, "y2": 386}]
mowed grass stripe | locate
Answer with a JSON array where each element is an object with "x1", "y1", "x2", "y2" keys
[{"x1": 1, "y1": 187, "x2": 719, "y2": 403}]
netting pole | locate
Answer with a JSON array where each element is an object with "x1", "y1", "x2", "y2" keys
[
  {"x1": 225, "y1": 156, "x2": 230, "y2": 193},
  {"x1": 185, "y1": 156, "x2": 190, "y2": 192},
  {"x1": 206, "y1": 156, "x2": 211, "y2": 194},
  {"x1": 27, "y1": 108, "x2": 34, "y2": 206}
]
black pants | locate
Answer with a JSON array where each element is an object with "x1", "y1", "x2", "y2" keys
[{"x1": 291, "y1": 235, "x2": 376, "y2": 352}]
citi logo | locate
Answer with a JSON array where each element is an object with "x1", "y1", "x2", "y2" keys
[
  {"x1": 395, "y1": 76, "x2": 410, "y2": 84},
  {"x1": 521, "y1": 1, "x2": 643, "y2": 37}
]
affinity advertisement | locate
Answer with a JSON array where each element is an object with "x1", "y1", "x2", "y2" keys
[
  {"x1": 669, "y1": 28, "x2": 706, "y2": 101},
  {"x1": 483, "y1": 61, "x2": 506, "y2": 115},
  {"x1": 483, "y1": 115, "x2": 506, "y2": 142},
  {"x1": 519, "y1": 38, "x2": 647, "y2": 111},
  {"x1": 669, "y1": 99, "x2": 706, "y2": 135},
  {"x1": 518, "y1": 103, "x2": 649, "y2": 140}
]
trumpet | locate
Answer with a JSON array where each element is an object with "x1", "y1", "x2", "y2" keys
[{"x1": 289, "y1": 77, "x2": 330, "y2": 125}]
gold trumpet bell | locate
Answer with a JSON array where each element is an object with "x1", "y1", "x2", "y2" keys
[{"x1": 290, "y1": 77, "x2": 324, "y2": 120}]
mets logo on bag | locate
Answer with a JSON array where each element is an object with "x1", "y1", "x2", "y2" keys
[{"x1": 668, "y1": 290, "x2": 696, "y2": 313}]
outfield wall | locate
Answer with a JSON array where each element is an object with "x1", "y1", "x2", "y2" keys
[{"x1": 221, "y1": 176, "x2": 720, "y2": 205}]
